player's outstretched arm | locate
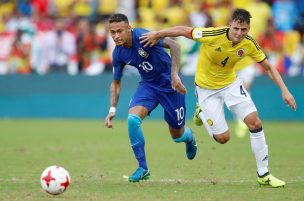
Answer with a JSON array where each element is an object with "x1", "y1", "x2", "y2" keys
[
  {"x1": 163, "y1": 38, "x2": 186, "y2": 94},
  {"x1": 140, "y1": 26, "x2": 193, "y2": 47},
  {"x1": 105, "y1": 80, "x2": 121, "y2": 128},
  {"x1": 260, "y1": 59, "x2": 297, "y2": 111}
]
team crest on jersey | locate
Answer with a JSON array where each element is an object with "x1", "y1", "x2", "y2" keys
[
  {"x1": 236, "y1": 48, "x2": 245, "y2": 57},
  {"x1": 138, "y1": 48, "x2": 149, "y2": 58},
  {"x1": 207, "y1": 119, "x2": 213, "y2": 126}
]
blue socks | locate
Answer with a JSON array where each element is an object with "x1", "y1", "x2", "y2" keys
[
  {"x1": 128, "y1": 114, "x2": 148, "y2": 170},
  {"x1": 173, "y1": 127, "x2": 193, "y2": 143},
  {"x1": 128, "y1": 115, "x2": 193, "y2": 170}
]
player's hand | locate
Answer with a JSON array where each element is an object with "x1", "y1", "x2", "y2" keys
[
  {"x1": 140, "y1": 31, "x2": 159, "y2": 48},
  {"x1": 105, "y1": 112, "x2": 115, "y2": 128},
  {"x1": 171, "y1": 73, "x2": 187, "y2": 95},
  {"x1": 282, "y1": 89, "x2": 297, "y2": 111}
]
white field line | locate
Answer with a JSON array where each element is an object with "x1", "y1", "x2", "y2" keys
[
  {"x1": 1, "y1": 177, "x2": 303, "y2": 185},
  {"x1": 119, "y1": 176, "x2": 304, "y2": 184}
]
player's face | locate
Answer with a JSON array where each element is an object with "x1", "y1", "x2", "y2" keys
[
  {"x1": 109, "y1": 21, "x2": 131, "y2": 46},
  {"x1": 228, "y1": 20, "x2": 250, "y2": 45}
]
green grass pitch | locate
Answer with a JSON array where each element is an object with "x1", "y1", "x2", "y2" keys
[{"x1": 0, "y1": 119, "x2": 303, "y2": 201}]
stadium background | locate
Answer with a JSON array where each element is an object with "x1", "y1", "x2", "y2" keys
[
  {"x1": 0, "y1": 0, "x2": 303, "y2": 120},
  {"x1": 0, "y1": 74, "x2": 303, "y2": 120}
]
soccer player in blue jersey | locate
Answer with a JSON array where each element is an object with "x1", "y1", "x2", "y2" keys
[{"x1": 104, "y1": 13, "x2": 197, "y2": 182}]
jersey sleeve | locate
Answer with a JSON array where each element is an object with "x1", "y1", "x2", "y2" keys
[
  {"x1": 136, "y1": 28, "x2": 164, "y2": 47},
  {"x1": 156, "y1": 38, "x2": 164, "y2": 47},
  {"x1": 191, "y1": 27, "x2": 227, "y2": 43},
  {"x1": 112, "y1": 50, "x2": 124, "y2": 81},
  {"x1": 251, "y1": 49, "x2": 266, "y2": 63},
  {"x1": 246, "y1": 36, "x2": 267, "y2": 63}
]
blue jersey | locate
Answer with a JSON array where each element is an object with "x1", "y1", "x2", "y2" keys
[{"x1": 112, "y1": 28, "x2": 174, "y2": 92}]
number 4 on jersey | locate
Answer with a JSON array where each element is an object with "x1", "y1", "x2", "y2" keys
[{"x1": 221, "y1": 56, "x2": 229, "y2": 67}]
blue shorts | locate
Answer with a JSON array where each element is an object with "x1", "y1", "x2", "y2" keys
[{"x1": 129, "y1": 84, "x2": 186, "y2": 129}]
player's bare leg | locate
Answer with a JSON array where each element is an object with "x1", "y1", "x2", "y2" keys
[{"x1": 213, "y1": 130, "x2": 230, "y2": 144}]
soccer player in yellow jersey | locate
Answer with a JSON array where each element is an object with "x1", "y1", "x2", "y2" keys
[{"x1": 140, "y1": 8, "x2": 297, "y2": 188}]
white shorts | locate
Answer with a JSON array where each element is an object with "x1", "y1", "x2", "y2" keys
[{"x1": 195, "y1": 79, "x2": 257, "y2": 135}]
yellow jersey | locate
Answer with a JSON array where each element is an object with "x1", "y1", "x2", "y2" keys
[
  {"x1": 234, "y1": 56, "x2": 255, "y2": 72},
  {"x1": 191, "y1": 27, "x2": 266, "y2": 89}
]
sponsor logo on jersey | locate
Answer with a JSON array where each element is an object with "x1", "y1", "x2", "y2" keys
[
  {"x1": 236, "y1": 48, "x2": 245, "y2": 57},
  {"x1": 138, "y1": 48, "x2": 149, "y2": 58}
]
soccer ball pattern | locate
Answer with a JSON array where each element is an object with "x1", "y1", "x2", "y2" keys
[{"x1": 40, "y1": 165, "x2": 70, "y2": 195}]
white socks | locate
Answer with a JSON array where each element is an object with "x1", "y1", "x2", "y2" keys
[{"x1": 250, "y1": 129, "x2": 269, "y2": 176}]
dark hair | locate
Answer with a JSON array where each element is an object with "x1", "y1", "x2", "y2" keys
[
  {"x1": 231, "y1": 8, "x2": 251, "y2": 24},
  {"x1": 108, "y1": 13, "x2": 129, "y2": 24}
]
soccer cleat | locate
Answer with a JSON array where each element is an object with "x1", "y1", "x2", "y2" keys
[
  {"x1": 193, "y1": 103, "x2": 203, "y2": 126},
  {"x1": 235, "y1": 119, "x2": 248, "y2": 138},
  {"x1": 186, "y1": 135, "x2": 197, "y2": 160},
  {"x1": 128, "y1": 167, "x2": 150, "y2": 182},
  {"x1": 257, "y1": 172, "x2": 286, "y2": 188}
]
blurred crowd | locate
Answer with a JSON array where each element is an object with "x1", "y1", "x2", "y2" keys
[{"x1": 0, "y1": 0, "x2": 304, "y2": 76}]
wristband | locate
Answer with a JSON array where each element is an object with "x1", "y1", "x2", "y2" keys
[{"x1": 109, "y1": 106, "x2": 116, "y2": 113}]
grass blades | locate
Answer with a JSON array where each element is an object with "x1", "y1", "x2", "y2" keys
[{"x1": 0, "y1": 119, "x2": 303, "y2": 201}]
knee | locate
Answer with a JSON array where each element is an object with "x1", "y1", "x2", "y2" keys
[
  {"x1": 128, "y1": 114, "x2": 142, "y2": 130},
  {"x1": 169, "y1": 126, "x2": 184, "y2": 139},
  {"x1": 247, "y1": 118, "x2": 262, "y2": 131},
  {"x1": 214, "y1": 133, "x2": 230, "y2": 144},
  {"x1": 128, "y1": 114, "x2": 144, "y2": 144}
]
